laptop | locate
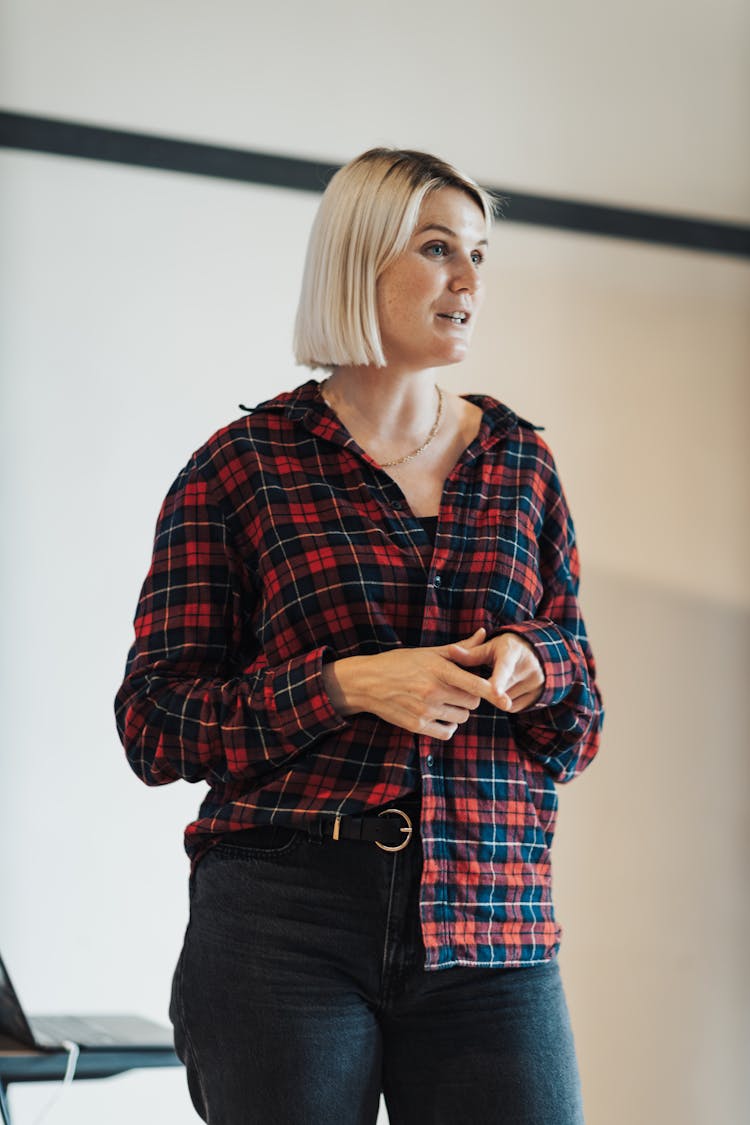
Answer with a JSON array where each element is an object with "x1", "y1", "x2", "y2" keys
[{"x1": 0, "y1": 950, "x2": 175, "y2": 1052}]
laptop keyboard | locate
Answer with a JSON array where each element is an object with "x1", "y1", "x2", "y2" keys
[{"x1": 30, "y1": 1015, "x2": 120, "y2": 1047}]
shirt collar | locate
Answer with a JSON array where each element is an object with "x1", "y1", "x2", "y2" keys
[{"x1": 282, "y1": 378, "x2": 521, "y2": 463}]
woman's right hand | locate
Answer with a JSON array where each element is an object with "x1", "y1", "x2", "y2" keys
[{"x1": 321, "y1": 627, "x2": 494, "y2": 740}]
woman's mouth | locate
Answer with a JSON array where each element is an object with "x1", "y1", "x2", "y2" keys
[{"x1": 437, "y1": 311, "x2": 470, "y2": 325}]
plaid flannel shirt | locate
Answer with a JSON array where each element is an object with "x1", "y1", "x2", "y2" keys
[{"x1": 115, "y1": 378, "x2": 604, "y2": 970}]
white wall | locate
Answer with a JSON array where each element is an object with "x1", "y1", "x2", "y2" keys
[{"x1": 1, "y1": 3, "x2": 748, "y2": 1123}]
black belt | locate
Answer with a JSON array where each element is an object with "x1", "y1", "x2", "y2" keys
[
  {"x1": 320, "y1": 804, "x2": 418, "y2": 852},
  {"x1": 223, "y1": 800, "x2": 420, "y2": 853}
]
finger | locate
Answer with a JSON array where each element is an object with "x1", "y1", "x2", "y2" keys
[
  {"x1": 449, "y1": 636, "x2": 520, "y2": 683},
  {"x1": 453, "y1": 633, "x2": 531, "y2": 681},
  {"x1": 487, "y1": 686, "x2": 513, "y2": 710},
  {"x1": 487, "y1": 651, "x2": 520, "y2": 700},
  {"x1": 430, "y1": 703, "x2": 473, "y2": 725},
  {"x1": 421, "y1": 719, "x2": 459, "y2": 741},
  {"x1": 502, "y1": 665, "x2": 545, "y2": 704},
  {"x1": 442, "y1": 629, "x2": 487, "y2": 660},
  {"x1": 440, "y1": 662, "x2": 496, "y2": 703},
  {"x1": 495, "y1": 669, "x2": 545, "y2": 712},
  {"x1": 445, "y1": 639, "x2": 492, "y2": 666},
  {"x1": 504, "y1": 686, "x2": 543, "y2": 713},
  {"x1": 460, "y1": 626, "x2": 487, "y2": 647},
  {"x1": 436, "y1": 686, "x2": 483, "y2": 710},
  {"x1": 509, "y1": 666, "x2": 545, "y2": 694}
]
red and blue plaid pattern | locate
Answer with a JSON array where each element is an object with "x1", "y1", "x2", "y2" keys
[{"x1": 115, "y1": 379, "x2": 604, "y2": 970}]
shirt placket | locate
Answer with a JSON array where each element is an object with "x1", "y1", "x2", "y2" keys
[{"x1": 296, "y1": 385, "x2": 516, "y2": 968}]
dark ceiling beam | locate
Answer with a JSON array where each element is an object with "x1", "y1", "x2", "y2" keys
[{"x1": 1, "y1": 110, "x2": 748, "y2": 259}]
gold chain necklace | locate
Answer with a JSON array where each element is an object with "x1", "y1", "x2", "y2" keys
[{"x1": 318, "y1": 381, "x2": 445, "y2": 467}]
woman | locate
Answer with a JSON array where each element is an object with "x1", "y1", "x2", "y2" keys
[{"x1": 115, "y1": 147, "x2": 604, "y2": 1124}]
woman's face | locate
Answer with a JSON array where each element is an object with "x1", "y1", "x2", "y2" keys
[{"x1": 376, "y1": 186, "x2": 488, "y2": 374}]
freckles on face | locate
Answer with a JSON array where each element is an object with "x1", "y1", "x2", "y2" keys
[
  {"x1": 375, "y1": 187, "x2": 489, "y2": 369},
  {"x1": 378, "y1": 260, "x2": 433, "y2": 321}
]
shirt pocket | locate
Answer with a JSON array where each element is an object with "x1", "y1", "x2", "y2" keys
[{"x1": 480, "y1": 507, "x2": 544, "y2": 625}]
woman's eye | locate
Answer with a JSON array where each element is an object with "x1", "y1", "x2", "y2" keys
[{"x1": 422, "y1": 243, "x2": 485, "y2": 265}]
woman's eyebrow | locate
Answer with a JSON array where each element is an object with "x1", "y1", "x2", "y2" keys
[{"x1": 415, "y1": 223, "x2": 489, "y2": 246}]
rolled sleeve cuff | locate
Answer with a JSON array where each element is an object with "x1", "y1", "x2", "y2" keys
[
  {"x1": 497, "y1": 620, "x2": 574, "y2": 709},
  {"x1": 266, "y1": 646, "x2": 350, "y2": 751}
]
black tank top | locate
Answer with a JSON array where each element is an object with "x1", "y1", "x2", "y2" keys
[{"x1": 419, "y1": 514, "x2": 439, "y2": 546}]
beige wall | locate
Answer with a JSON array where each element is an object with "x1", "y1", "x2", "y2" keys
[
  {"x1": 457, "y1": 216, "x2": 750, "y2": 1123},
  {"x1": 2, "y1": 2, "x2": 748, "y2": 1122}
]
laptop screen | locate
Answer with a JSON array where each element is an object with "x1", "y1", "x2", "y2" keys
[{"x1": 0, "y1": 952, "x2": 36, "y2": 1046}]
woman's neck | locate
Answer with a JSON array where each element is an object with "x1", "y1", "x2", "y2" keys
[{"x1": 321, "y1": 366, "x2": 440, "y2": 439}]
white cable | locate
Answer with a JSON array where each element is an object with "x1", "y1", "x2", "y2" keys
[{"x1": 30, "y1": 1040, "x2": 79, "y2": 1125}]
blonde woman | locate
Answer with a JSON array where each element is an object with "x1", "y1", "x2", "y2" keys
[{"x1": 116, "y1": 148, "x2": 604, "y2": 1124}]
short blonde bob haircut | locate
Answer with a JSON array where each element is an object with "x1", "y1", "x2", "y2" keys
[{"x1": 293, "y1": 148, "x2": 498, "y2": 371}]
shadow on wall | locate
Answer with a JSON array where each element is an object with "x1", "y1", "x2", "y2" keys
[{"x1": 555, "y1": 568, "x2": 750, "y2": 1125}]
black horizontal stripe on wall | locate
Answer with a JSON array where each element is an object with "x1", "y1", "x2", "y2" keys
[{"x1": 1, "y1": 110, "x2": 748, "y2": 260}]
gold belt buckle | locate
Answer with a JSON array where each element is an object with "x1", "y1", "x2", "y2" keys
[{"x1": 375, "y1": 807, "x2": 413, "y2": 852}]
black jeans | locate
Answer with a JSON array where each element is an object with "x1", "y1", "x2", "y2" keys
[{"x1": 169, "y1": 797, "x2": 584, "y2": 1124}]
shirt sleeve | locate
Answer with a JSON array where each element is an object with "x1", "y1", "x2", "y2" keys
[
  {"x1": 497, "y1": 448, "x2": 604, "y2": 783},
  {"x1": 114, "y1": 456, "x2": 349, "y2": 787}
]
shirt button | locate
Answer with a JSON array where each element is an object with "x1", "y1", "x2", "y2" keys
[
  {"x1": 433, "y1": 574, "x2": 442, "y2": 588},
  {"x1": 391, "y1": 499, "x2": 403, "y2": 510},
  {"x1": 426, "y1": 755, "x2": 435, "y2": 768}
]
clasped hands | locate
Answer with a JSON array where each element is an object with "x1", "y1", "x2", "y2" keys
[{"x1": 323, "y1": 627, "x2": 545, "y2": 741}]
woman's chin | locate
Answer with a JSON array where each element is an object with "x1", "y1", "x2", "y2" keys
[{"x1": 436, "y1": 342, "x2": 471, "y2": 367}]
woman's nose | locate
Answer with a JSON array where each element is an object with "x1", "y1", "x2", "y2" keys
[{"x1": 449, "y1": 256, "x2": 480, "y2": 293}]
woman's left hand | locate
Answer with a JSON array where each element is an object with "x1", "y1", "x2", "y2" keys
[{"x1": 446, "y1": 627, "x2": 545, "y2": 713}]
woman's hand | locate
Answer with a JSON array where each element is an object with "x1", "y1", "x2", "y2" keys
[
  {"x1": 322, "y1": 627, "x2": 497, "y2": 740},
  {"x1": 447, "y1": 629, "x2": 545, "y2": 713}
]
